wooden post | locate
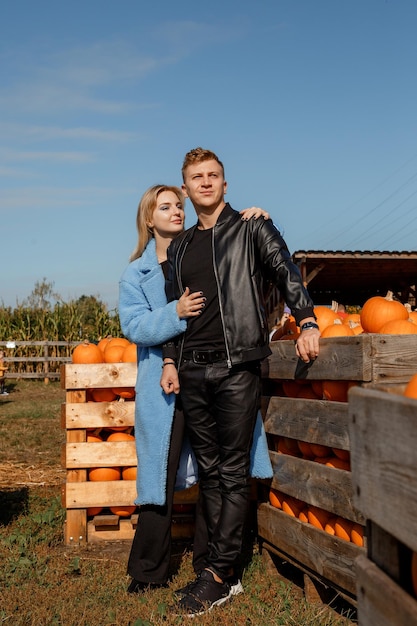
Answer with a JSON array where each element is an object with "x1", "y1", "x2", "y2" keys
[
  {"x1": 63, "y1": 388, "x2": 88, "y2": 545},
  {"x1": 43, "y1": 342, "x2": 49, "y2": 385}
]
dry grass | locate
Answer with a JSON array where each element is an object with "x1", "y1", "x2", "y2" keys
[{"x1": 0, "y1": 382, "x2": 357, "y2": 626}]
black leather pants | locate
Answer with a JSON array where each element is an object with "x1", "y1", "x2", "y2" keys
[{"x1": 179, "y1": 358, "x2": 260, "y2": 579}]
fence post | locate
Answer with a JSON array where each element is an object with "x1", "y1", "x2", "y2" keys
[{"x1": 44, "y1": 342, "x2": 49, "y2": 385}]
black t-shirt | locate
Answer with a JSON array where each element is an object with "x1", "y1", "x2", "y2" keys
[{"x1": 181, "y1": 228, "x2": 225, "y2": 352}]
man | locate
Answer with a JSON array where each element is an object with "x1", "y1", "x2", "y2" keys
[{"x1": 161, "y1": 147, "x2": 320, "y2": 616}]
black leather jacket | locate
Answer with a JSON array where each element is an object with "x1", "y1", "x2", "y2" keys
[{"x1": 165, "y1": 203, "x2": 314, "y2": 367}]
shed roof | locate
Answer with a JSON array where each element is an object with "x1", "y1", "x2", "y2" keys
[{"x1": 292, "y1": 250, "x2": 417, "y2": 307}]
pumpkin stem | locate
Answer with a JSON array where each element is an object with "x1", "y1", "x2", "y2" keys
[{"x1": 385, "y1": 291, "x2": 394, "y2": 301}]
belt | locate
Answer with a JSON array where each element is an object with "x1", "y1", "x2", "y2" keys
[{"x1": 182, "y1": 350, "x2": 227, "y2": 364}]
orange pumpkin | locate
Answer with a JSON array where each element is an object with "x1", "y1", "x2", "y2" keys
[
  {"x1": 72, "y1": 340, "x2": 103, "y2": 364},
  {"x1": 277, "y1": 437, "x2": 300, "y2": 457},
  {"x1": 343, "y1": 313, "x2": 361, "y2": 325},
  {"x1": 107, "y1": 431, "x2": 135, "y2": 442},
  {"x1": 281, "y1": 380, "x2": 302, "y2": 398},
  {"x1": 269, "y1": 488, "x2": 284, "y2": 509},
  {"x1": 112, "y1": 387, "x2": 136, "y2": 399},
  {"x1": 322, "y1": 380, "x2": 351, "y2": 403},
  {"x1": 351, "y1": 523, "x2": 365, "y2": 547},
  {"x1": 324, "y1": 517, "x2": 338, "y2": 535},
  {"x1": 310, "y1": 380, "x2": 323, "y2": 399},
  {"x1": 378, "y1": 319, "x2": 417, "y2": 335},
  {"x1": 313, "y1": 306, "x2": 339, "y2": 333},
  {"x1": 325, "y1": 456, "x2": 351, "y2": 471},
  {"x1": 360, "y1": 291, "x2": 408, "y2": 333},
  {"x1": 122, "y1": 466, "x2": 137, "y2": 481},
  {"x1": 97, "y1": 336, "x2": 113, "y2": 356},
  {"x1": 282, "y1": 496, "x2": 304, "y2": 518},
  {"x1": 297, "y1": 440, "x2": 315, "y2": 459},
  {"x1": 122, "y1": 343, "x2": 138, "y2": 362},
  {"x1": 296, "y1": 384, "x2": 321, "y2": 399},
  {"x1": 87, "y1": 507, "x2": 103, "y2": 516},
  {"x1": 88, "y1": 467, "x2": 121, "y2": 481},
  {"x1": 307, "y1": 506, "x2": 331, "y2": 530},
  {"x1": 404, "y1": 373, "x2": 417, "y2": 399},
  {"x1": 91, "y1": 388, "x2": 118, "y2": 402},
  {"x1": 106, "y1": 337, "x2": 131, "y2": 349},
  {"x1": 334, "y1": 517, "x2": 353, "y2": 542},
  {"x1": 298, "y1": 508, "x2": 309, "y2": 523},
  {"x1": 87, "y1": 432, "x2": 103, "y2": 443},
  {"x1": 110, "y1": 505, "x2": 137, "y2": 517},
  {"x1": 321, "y1": 323, "x2": 354, "y2": 338},
  {"x1": 309, "y1": 442, "x2": 332, "y2": 458},
  {"x1": 103, "y1": 344, "x2": 126, "y2": 363},
  {"x1": 332, "y1": 447, "x2": 350, "y2": 461}
]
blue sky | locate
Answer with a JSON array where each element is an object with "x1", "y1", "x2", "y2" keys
[{"x1": 2, "y1": 0, "x2": 417, "y2": 310}]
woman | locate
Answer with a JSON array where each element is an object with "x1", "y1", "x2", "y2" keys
[{"x1": 119, "y1": 185, "x2": 272, "y2": 592}]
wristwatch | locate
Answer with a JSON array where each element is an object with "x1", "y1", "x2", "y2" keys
[{"x1": 300, "y1": 321, "x2": 319, "y2": 332}]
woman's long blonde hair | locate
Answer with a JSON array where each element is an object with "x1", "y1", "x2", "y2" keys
[{"x1": 129, "y1": 184, "x2": 185, "y2": 261}]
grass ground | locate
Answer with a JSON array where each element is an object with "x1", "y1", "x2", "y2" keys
[{"x1": 0, "y1": 381, "x2": 357, "y2": 625}]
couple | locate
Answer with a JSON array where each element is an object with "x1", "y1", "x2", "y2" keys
[{"x1": 118, "y1": 147, "x2": 320, "y2": 617}]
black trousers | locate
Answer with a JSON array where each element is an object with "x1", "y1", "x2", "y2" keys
[
  {"x1": 178, "y1": 358, "x2": 261, "y2": 580},
  {"x1": 127, "y1": 408, "x2": 208, "y2": 584}
]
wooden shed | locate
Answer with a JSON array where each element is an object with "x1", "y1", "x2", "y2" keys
[{"x1": 292, "y1": 250, "x2": 417, "y2": 308}]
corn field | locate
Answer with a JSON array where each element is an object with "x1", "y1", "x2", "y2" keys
[{"x1": 0, "y1": 293, "x2": 122, "y2": 377}]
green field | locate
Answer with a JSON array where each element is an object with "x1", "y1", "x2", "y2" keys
[{"x1": 0, "y1": 381, "x2": 356, "y2": 625}]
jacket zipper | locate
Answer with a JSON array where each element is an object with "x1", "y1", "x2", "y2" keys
[
  {"x1": 212, "y1": 227, "x2": 232, "y2": 368},
  {"x1": 175, "y1": 240, "x2": 188, "y2": 364}
]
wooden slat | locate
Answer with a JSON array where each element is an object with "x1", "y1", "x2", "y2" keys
[
  {"x1": 266, "y1": 336, "x2": 372, "y2": 381},
  {"x1": 62, "y1": 401, "x2": 135, "y2": 429},
  {"x1": 266, "y1": 335, "x2": 417, "y2": 384},
  {"x1": 269, "y1": 452, "x2": 364, "y2": 524},
  {"x1": 349, "y1": 387, "x2": 417, "y2": 553},
  {"x1": 258, "y1": 503, "x2": 362, "y2": 597},
  {"x1": 369, "y1": 335, "x2": 417, "y2": 384},
  {"x1": 264, "y1": 397, "x2": 349, "y2": 448},
  {"x1": 63, "y1": 362, "x2": 137, "y2": 390},
  {"x1": 356, "y1": 554, "x2": 417, "y2": 626},
  {"x1": 64, "y1": 480, "x2": 137, "y2": 508},
  {"x1": 63, "y1": 441, "x2": 137, "y2": 468}
]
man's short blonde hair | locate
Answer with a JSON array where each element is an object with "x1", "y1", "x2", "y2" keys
[{"x1": 182, "y1": 147, "x2": 225, "y2": 181}]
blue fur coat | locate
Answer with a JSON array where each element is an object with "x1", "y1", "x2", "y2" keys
[{"x1": 119, "y1": 238, "x2": 272, "y2": 506}]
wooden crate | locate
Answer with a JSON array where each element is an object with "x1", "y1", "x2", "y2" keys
[
  {"x1": 349, "y1": 387, "x2": 417, "y2": 626},
  {"x1": 61, "y1": 362, "x2": 197, "y2": 546},
  {"x1": 258, "y1": 335, "x2": 417, "y2": 605}
]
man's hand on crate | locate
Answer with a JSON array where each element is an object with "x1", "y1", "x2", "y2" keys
[{"x1": 296, "y1": 318, "x2": 320, "y2": 363}]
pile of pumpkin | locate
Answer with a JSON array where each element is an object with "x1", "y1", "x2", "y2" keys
[
  {"x1": 71, "y1": 337, "x2": 138, "y2": 517},
  {"x1": 71, "y1": 336, "x2": 137, "y2": 402},
  {"x1": 275, "y1": 435, "x2": 350, "y2": 470},
  {"x1": 270, "y1": 292, "x2": 417, "y2": 402},
  {"x1": 268, "y1": 487, "x2": 364, "y2": 547},
  {"x1": 273, "y1": 291, "x2": 417, "y2": 341}
]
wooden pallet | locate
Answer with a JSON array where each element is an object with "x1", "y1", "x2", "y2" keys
[{"x1": 349, "y1": 387, "x2": 417, "y2": 625}]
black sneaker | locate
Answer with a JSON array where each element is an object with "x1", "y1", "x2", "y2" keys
[
  {"x1": 174, "y1": 573, "x2": 243, "y2": 599},
  {"x1": 174, "y1": 569, "x2": 232, "y2": 616}
]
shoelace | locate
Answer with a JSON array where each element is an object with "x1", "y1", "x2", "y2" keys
[{"x1": 189, "y1": 574, "x2": 226, "y2": 600}]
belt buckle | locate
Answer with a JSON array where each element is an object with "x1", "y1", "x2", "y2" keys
[{"x1": 193, "y1": 350, "x2": 207, "y2": 364}]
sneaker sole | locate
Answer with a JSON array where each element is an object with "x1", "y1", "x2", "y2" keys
[
  {"x1": 230, "y1": 580, "x2": 244, "y2": 596},
  {"x1": 174, "y1": 578, "x2": 243, "y2": 600},
  {"x1": 178, "y1": 592, "x2": 233, "y2": 618}
]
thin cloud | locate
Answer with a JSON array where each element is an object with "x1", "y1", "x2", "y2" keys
[
  {"x1": 0, "y1": 185, "x2": 127, "y2": 211},
  {"x1": 1, "y1": 149, "x2": 95, "y2": 163},
  {"x1": 0, "y1": 123, "x2": 139, "y2": 142}
]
